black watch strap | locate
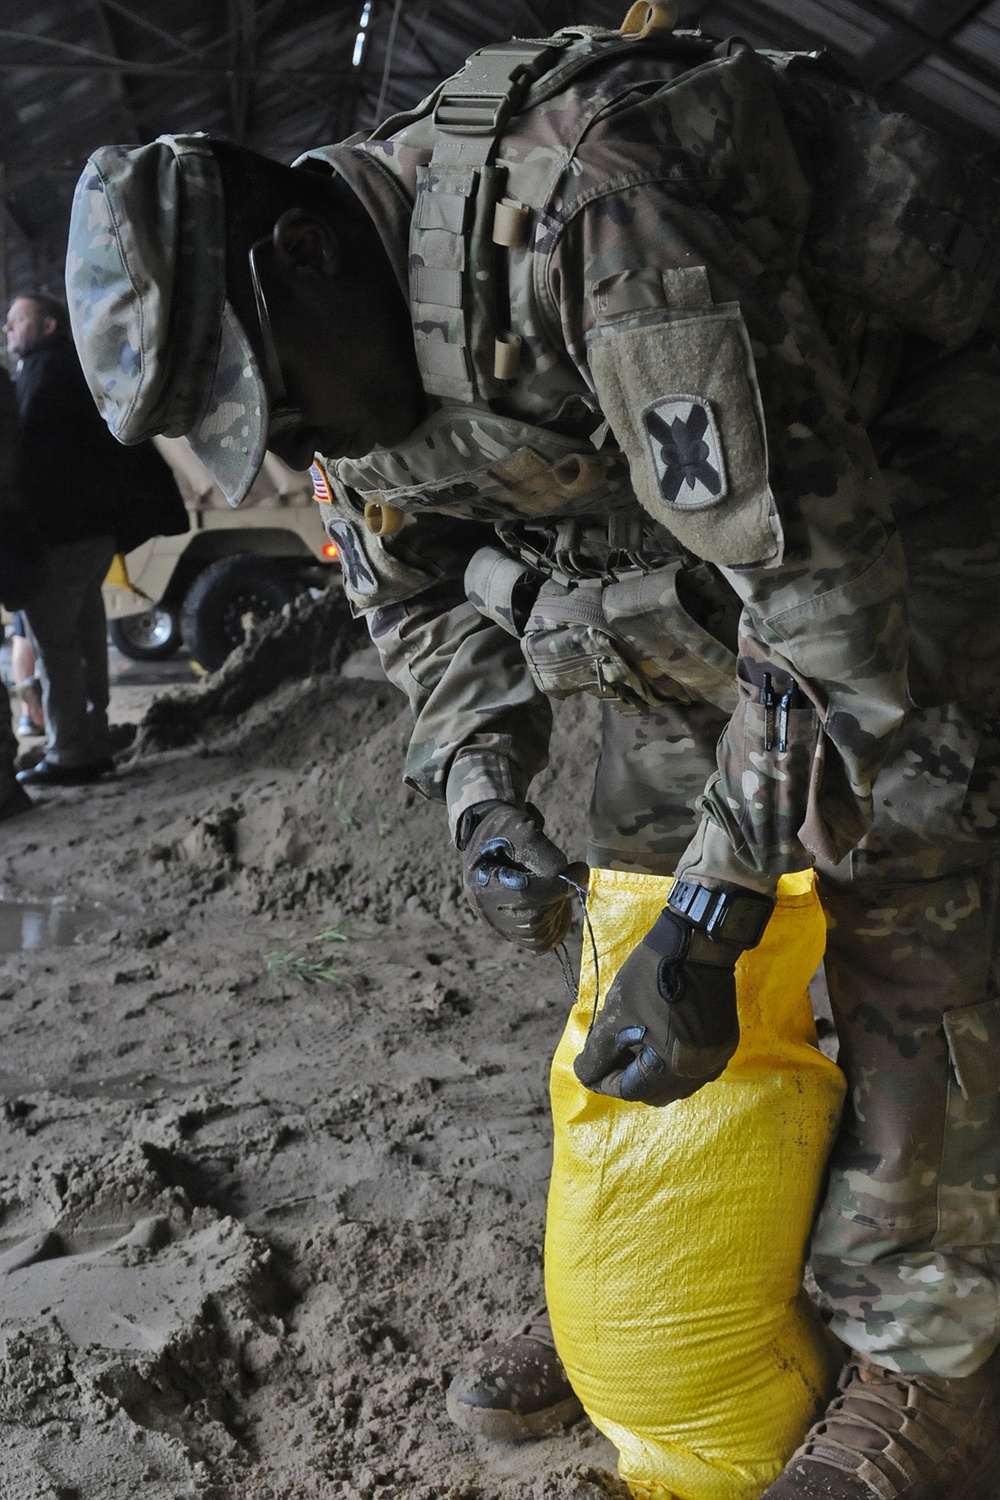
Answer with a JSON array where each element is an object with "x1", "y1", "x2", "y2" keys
[{"x1": 667, "y1": 879, "x2": 774, "y2": 950}]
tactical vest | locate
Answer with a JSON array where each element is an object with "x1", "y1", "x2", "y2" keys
[
  {"x1": 310, "y1": 23, "x2": 812, "y2": 539},
  {"x1": 309, "y1": 20, "x2": 998, "y2": 527},
  {"x1": 308, "y1": 19, "x2": 999, "y2": 714}
]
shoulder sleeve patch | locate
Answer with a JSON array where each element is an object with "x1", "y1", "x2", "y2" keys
[
  {"x1": 644, "y1": 397, "x2": 726, "y2": 509},
  {"x1": 324, "y1": 517, "x2": 378, "y2": 597},
  {"x1": 588, "y1": 304, "x2": 783, "y2": 570}
]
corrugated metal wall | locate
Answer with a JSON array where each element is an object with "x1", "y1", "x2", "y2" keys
[{"x1": 0, "y1": 0, "x2": 997, "y2": 299}]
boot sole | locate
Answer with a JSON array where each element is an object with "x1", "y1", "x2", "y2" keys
[{"x1": 445, "y1": 1387, "x2": 583, "y2": 1442}]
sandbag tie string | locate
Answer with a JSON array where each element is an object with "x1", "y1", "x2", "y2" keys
[{"x1": 557, "y1": 874, "x2": 601, "y2": 1031}]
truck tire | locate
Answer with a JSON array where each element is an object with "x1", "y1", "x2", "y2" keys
[
  {"x1": 181, "y1": 555, "x2": 301, "y2": 672},
  {"x1": 109, "y1": 606, "x2": 183, "y2": 662}
]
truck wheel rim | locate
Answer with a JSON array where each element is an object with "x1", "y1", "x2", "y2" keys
[{"x1": 119, "y1": 608, "x2": 175, "y2": 650}]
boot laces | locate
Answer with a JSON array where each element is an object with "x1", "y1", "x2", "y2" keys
[
  {"x1": 798, "y1": 1358, "x2": 971, "y2": 1489},
  {"x1": 514, "y1": 1305, "x2": 555, "y2": 1346}
]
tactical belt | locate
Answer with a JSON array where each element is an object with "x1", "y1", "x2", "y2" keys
[{"x1": 494, "y1": 511, "x2": 679, "y2": 585}]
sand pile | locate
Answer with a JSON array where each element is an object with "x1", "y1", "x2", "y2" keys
[{"x1": 0, "y1": 606, "x2": 625, "y2": 1500}]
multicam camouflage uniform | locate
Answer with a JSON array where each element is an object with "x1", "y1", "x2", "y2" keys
[
  {"x1": 809, "y1": 346, "x2": 1000, "y2": 1378},
  {"x1": 302, "y1": 27, "x2": 1000, "y2": 1375}
]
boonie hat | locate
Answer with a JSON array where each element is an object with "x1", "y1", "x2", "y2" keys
[{"x1": 66, "y1": 134, "x2": 267, "y2": 507}]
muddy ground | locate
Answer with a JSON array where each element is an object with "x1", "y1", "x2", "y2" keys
[{"x1": 1, "y1": 601, "x2": 635, "y2": 1500}]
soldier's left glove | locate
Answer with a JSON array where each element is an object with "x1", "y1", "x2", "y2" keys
[
  {"x1": 573, "y1": 880, "x2": 774, "y2": 1106},
  {"x1": 457, "y1": 800, "x2": 588, "y2": 954}
]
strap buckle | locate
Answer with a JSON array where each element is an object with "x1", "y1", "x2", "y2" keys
[{"x1": 432, "y1": 40, "x2": 566, "y2": 136}]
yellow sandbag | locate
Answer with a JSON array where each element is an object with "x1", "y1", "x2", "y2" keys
[{"x1": 546, "y1": 868, "x2": 846, "y2": 1500}]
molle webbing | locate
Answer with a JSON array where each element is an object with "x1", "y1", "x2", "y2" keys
[
  {"x1": 408, "y1": 28, "x2": 718, "y2": 404},
  {"x1": 411, "y1": 159, "x2": 507, "y2": 403},
  {"x1": 409, "y1": 38, "x2": 567, "y2": 404}
]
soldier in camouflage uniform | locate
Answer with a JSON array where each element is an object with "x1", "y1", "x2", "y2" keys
[{"x1": 66, "y1": 11, "x2": 1000, "y2": 1495}]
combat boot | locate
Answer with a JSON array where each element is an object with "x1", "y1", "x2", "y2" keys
[
  {"x1": 760, "y1": 1349, "x2": 1000, "y2": 1499},
  {"x1": 445, "y1": 1306, "x2": 583, "y2": 1441}
]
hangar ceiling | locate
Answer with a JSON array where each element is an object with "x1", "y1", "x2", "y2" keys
[{"x1": 1, "y1": 0, "x2": 999, "y2": 301}]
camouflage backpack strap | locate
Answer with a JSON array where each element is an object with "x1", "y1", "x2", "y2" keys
[
  {"x1": 409, "y1": 37, "x2": 570, "y2": 404},
  {"x1": 409, "y1": 20, "x2": 720, "y2": 405}
]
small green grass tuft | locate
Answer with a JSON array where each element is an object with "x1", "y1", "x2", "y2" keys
[
  {"x1": 331, "y1": 776, "x2": 361, "y2": 831},
  {"x1": 313, "y1": 917, "x2": 384, "y2": 944},
  {"x1": 371, "y1": 802, "x2": 391, "y2": 849},
  {"x1": 265, "y1": 944, "x2": 351, "y2": 986}
]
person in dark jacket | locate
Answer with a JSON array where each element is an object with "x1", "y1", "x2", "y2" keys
[
  {"x1": 0, "y1": 362, "x2": 43, "y2": 819},
  {"x1": 5, "y1": 292, "x2": 185, "y2": 787}
]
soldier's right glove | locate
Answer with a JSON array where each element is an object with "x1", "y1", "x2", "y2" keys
[
  {"x1": 573, "y1": 880, "x2": 774, "y2": 1106},
  {"x1": 457, "y1": 800, "x2": 588, "y2": 954}
]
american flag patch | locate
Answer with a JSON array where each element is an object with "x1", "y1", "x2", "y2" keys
[{"x1": 310, "y1": 463, "x2": 330, "y2": 503}]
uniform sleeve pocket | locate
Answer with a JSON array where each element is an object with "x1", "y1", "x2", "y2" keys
[
  {"x1": 587, "y1": 305, "x2": 782, "y2": 570},
  {"x1": 943, "y1": 998, "x2": 1000, "y2": 1100}
]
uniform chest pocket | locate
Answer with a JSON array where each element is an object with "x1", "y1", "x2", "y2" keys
[{"x1": 588, "y1": 304, "x2": 783, "y2": 570}]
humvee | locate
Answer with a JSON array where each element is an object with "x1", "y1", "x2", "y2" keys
[{"x1": 104, "y1": 437, "x2": 338, "y2": 671}]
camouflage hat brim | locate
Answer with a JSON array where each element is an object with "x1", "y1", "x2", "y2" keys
[
  {"x1": 66, "y1": 135, "x2": 269, "y2": 509},
  {"x1": 187, "y1": 300, "x2": 268, "y2": 508}
]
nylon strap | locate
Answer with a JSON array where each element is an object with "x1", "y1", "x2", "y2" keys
[
  {"x1": 408, "y1": 28, "x2": 720, "y2": 405},
  {"x1": 410, "y1": 39, "x2": 568, "y2": 402},
  {"x1": 431, "y1": 39, "x2": 570, "y2": 142}
]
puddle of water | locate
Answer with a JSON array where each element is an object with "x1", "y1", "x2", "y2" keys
[
  {"x1": 0, "y1": 1070, "x2": 203, "y2": 1103},
  {"x1": 59, "y1": 1071, "x2": 176, "y2": 1101},
  {"x1": 0, "y1": 897, "x2": 103, "y2": 953}
]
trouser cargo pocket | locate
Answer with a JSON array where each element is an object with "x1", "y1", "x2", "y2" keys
[
  {"x1": 711, "y1": 692, "x2": 819, "y2": 875},
  {"x1": 944, "y1": 996, "x2": 1000, "y2": 1101}
]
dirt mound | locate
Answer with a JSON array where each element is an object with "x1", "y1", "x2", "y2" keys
[
  {"x1": 133, "y1": 586, "x2": 365, "y2": 755},
  {"x1": 0, "y1": 620, "x2": 619, "y2": 1499},
  {"x1": 121, "y1": 608, "x2": 601, "y2": 926}
]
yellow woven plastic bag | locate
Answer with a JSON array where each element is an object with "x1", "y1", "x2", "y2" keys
[{"x1": 546, "y1": 868, "x2": 846, "y2": 1500}]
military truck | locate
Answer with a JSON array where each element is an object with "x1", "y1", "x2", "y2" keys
[{"x1": 104, "y1": 437, "x2": 338, "y2": 671}]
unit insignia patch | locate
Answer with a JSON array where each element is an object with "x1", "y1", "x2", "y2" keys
[
  {"x1": 324, "y1": 520, "x2": 377, "y2": 595},
  {"x1": 643, "y1": 399, "x2": 726, "y2": 509}
]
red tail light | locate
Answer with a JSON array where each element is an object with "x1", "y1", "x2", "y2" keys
[{"x1": 321, "y1": 542, "x2": 339, "y2": 561}]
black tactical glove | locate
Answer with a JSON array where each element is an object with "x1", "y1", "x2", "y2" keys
[
  {"x1": 573, "y1": 880, "x2": 774, "y2": 1106},
  {"x1": 457, "y1": 800, "x2": 589, "y2": 954}
]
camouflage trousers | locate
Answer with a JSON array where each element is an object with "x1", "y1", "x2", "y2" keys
[
  {"x1": 588, "y1": 697, "x2": 1000, "y2": 1378},
  {"x1": 587, "y1": 698, "x2": 727, "y2": 876}
]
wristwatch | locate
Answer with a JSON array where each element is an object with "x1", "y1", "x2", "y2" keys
[{"x1": 667, "y1": 879, "x2": 774, "y2": 950}]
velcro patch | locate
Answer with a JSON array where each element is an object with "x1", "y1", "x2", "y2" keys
[
  {"x1": 324, "y1": 519, "x2": 377, "y2": 596},
  {"x1": 643, "y1": 398, "x2": 726, "y2": 510}
]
